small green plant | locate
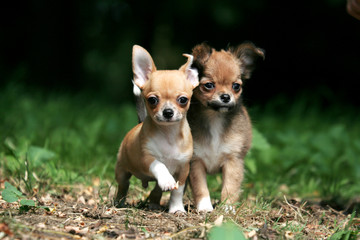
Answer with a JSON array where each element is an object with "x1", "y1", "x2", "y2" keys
[
  {"x1": 330, "y1": 212, "x2": 359, "y2": 240},
  {"x1": 1, "y1": 182, "x2": 49, "y2": 213},
  {"x1": 209, "y1": 222, "x2": 246, "y2": 240}
]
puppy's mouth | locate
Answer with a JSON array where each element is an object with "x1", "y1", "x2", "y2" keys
[
  {"x1": 154, "y1": 116, "x2": 182, "y2": 124},
  {"x1": 158, "y1": 118, "x2": 181, "y2": 123},
  {"x1": 207, "y1": 102, "x2": 235, "y2": 112}
]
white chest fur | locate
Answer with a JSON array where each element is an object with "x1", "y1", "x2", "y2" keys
[
  {"x1": 146, "y1": 130, "x2": 191, "y2": 175},
  {"x1": 193, "y1": 115, "x2": 233, "y2": 173}
]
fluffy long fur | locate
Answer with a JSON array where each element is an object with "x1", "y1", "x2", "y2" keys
[{"x1": 188, "y1": 42, "x2": 264, "y2": 211}]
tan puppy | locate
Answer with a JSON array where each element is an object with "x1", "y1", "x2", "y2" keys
[
  {"x1": 115, "y1": 45, "x2": 199, "y2": 213},
  {"x1": 188, "y1": 42, "x2": 264, "y2": 211}
]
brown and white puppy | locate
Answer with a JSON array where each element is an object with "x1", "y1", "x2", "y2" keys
[
  {"x1": 115, "y1": 45, "x2": 199, "y2": 213},
  {"x1": 188, "y1": 43, "x2": 264, "y2": 211}
]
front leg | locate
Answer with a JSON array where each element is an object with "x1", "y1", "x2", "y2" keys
[
  {"x1": 168, "y1": 184, "x2": 186, "y2": 213},
  {"x1": 221, "y1": 155, "x2": 244, "y2": 204},
  {"x1": 149, "y1": 160, "x2": 177, "y2": 191},
  {"x1": 189, "y1": 158, "x2": 213, "y2": 212},
  {"x1": 168, "y1": 163, "x2": 189, "y2": 213}
]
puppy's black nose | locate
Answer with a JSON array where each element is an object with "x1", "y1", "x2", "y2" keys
[
  {"x1": 163, "y1": 109, "x2": 174, "y2": 119},
  {"x1": 220, "y1": 94, "x2": 231, "y2": 103}
]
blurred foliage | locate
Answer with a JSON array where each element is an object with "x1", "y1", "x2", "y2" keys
[
  {"x1": 245, "y1": 93, "x2": 360, "y2": 201},
  {"x1": 0, "y1": 84, "x2": 137, "y2": 188},
  {"x1": 1, "y1": 85, "x2": 359, "y2": 205},
  {"x1": 1, "y1": 0, "x2": 360, "y2": 105}
]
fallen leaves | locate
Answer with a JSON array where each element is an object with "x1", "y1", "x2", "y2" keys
[
  {"x1": 0, "y1": 222, "x2": 13, "y2": 237},
  {"x1": 65, "y1": 225, "x2": 89, "y2": 235},
  {"x1": 1, "y1": 181, "x2": 358, "y2": 240}
]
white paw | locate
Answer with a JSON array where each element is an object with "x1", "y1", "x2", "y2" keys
[
  {"x1": 168, "y1": 185, "x2": 185, "y2": 213},
  {"x1": 157, "y1": 174, "x2": 177, "y2": 191},
  {"x1": 149, "y1": 160, "x2": 177, "y2": 191},
  {"x1": 197, "y1": 196, "x2": 213, "y2": 212},
  {"x1": 169, "y1": 203, "x2": 186, "y2": 213}
]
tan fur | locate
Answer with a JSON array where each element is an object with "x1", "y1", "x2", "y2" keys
[
  {"x1": 188, "y1": 43, "x2": 264, "y2": 210},
  {"x1": 115, "y1": 46, "x2": 198, "y2": 212}
]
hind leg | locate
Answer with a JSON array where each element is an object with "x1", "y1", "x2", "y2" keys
[
  {"x1": 148, "y1": 183, "x2": 162, "y2": 210},
  {"x1": 114, "y1": 169, "x2": 132, "y2": 207}
]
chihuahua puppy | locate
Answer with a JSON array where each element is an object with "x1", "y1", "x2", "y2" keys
[
  {"x1": 188, "y1": 42, "x2": 264, "y2": 212},
  {"x1": 115, "y1": 45, "x2": 199, "y2": 213}
]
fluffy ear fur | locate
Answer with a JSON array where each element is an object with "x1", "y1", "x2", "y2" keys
[
  {"x1": 191, "y1": 43, "x2": 213, "y2": 78},
  {"x1": 180, "y1": 54, "x2": 199, "y2": 88},
  {"x1": 232, "y1": 43, "x2": 265, "y2": 79},
  {"x1": 132, "y1": 45, "x2": 157, "y2": 89}
]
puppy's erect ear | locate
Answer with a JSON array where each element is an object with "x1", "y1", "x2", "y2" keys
[
  {"x1": 180, "y1": 54, "x2": 199, "y2": 89},
  {"x1": 232, "y1": 43, "x2": 265, "y2": 79},
  {"x1": 192, "y1": 43, "x2": 212, "y2": 63},
  {"x1": 132, "y1": 45, "x2": 157, "y2": 89},
  {"x1": 191, "y1": 43, "x2": 213, "y2": 78}
]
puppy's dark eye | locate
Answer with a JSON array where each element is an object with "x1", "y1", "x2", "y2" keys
[
  {"x1": 147, "y1": 96, "x2": 159, "y2": 106},
  {"x1": 232, "y1": 83, "x2": 241, "y2": 92},
  {"x1": 177, "y1": 96, "x2": 188, "y2": 105},
  {"x1": 204, "y1": 82, "x2": 215, "y2": 90}
]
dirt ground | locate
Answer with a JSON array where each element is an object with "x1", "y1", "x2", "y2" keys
[{"x1": 1, "y1": 183, "x2": 359, "y2": 239}]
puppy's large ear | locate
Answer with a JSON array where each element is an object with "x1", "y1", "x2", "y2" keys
[
  {"x1": 232, "y1": 43, "x2": 265, "y2": 79},
  {"x1": 180, "y1": 54, "x2": 199, "y2": 88},
  {"x1": 132, "y1": 45, "x2": 157, "y2": 89},
  {"x1": 191, "y1": 43, "x2": 213, "y2": 78}
]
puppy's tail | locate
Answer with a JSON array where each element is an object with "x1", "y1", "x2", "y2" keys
[{"x1": 133, "y1": 80, "x2": 147, "y2": 123}]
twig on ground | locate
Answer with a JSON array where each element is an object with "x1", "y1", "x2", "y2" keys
[
  {"x1": 283, "y1": 195, "x2": 311, "y2": 221},
  {"x1": 168, "y1": 225, "x2": 204, "y2": 239}
]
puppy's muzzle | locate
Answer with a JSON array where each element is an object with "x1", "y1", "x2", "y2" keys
[
  {"x1": 208, "y1": 95, "x2": 235, "y2": 112},
  {"x1": 163, "y1": 108, "x2": 174, "y2": 119},
  {"x1": 220, "y1": 94, "x2": 231, "y2": 103}
]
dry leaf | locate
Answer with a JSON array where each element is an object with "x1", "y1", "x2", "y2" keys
[
  {"x1": 57, "y1": 211, "x2": 67, "y2": 218},
  {"x1": 40, "y1": 194, "x2": 53, "y2": 205},
  {"x1": 36, "y1": 223, "x2": 46, "y2": 228},
  {"x1": 83, "y1": 187, "x2": 93, "y2": 196},
  {"x1": 198, "y1": 227, "x2": 206, "y2": 238},
  {"x1": 285, "y1": 231, "x2": 294, "y2": 239},
  {"x1": 80, "y1": 207, "x2": 89, "y2": 213},
  {"x1": 214, "y1": 215, "x2": 224, "y2": 226},
  {"x1": 74, "y1": 216, "x2": 84, "y2": 222},
  {"x1": 88, "y1": 199, "x2": 96, "y2": 205},
  {"x1": 77, "y1": 196, "x2": 86, "y2": 204},
  {"x1": 64, "y1": 194, "x2": 74, "y2": 201},
  {"x1": 97, "y1": 225, "x2": 109, "y2": 234},
  {"x1": 78, "y1": 227, "x2": 89, "y2": 234},
  {"x1": 0, "y1": 223, "x2": 13, "y2": 237},
  {"x1": 244, "y1": 230, "x2": 258, "y2": 240}
]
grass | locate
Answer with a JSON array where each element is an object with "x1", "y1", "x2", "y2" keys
[
  {"x1": 0, "y1": 84, "x2": 359, "y2": 238},
  {"x1": 1, "y1": 84, "x2": 360, "y2": 201},
  {"x1": 246, "y1": 94, "x2": 360, "y2": 203},
  {"x1": 1, "y1": 84, "x2": 137, "y2": 186}
]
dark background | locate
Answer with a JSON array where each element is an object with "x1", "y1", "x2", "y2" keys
[{"x1": 1, "y1": 0, "x2": 360, "y2": 107}]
